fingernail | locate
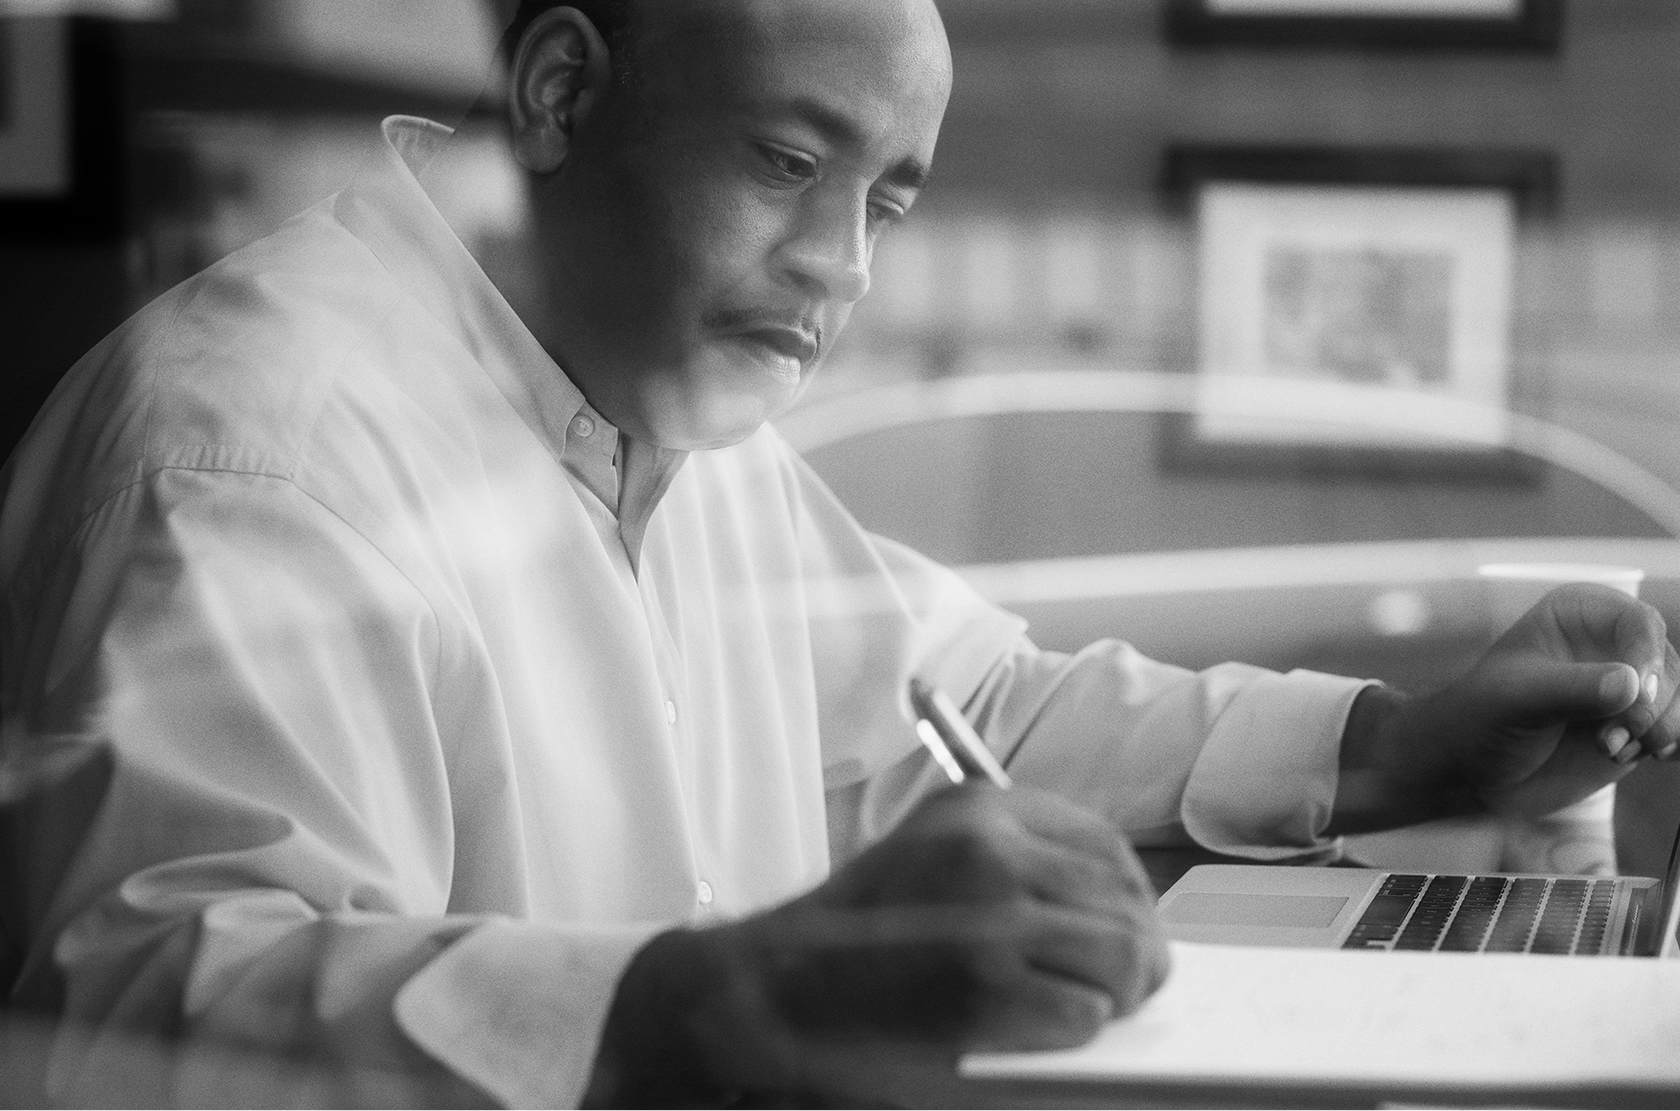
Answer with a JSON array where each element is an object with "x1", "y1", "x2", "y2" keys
[
  {"x1": 1601, "y1": 725, "x2": 1631, "y2": 758},
  {"x1": 1645, "y1": 673, "x2": 1661, "y2": 703},
  {"x1": 1657, "y1": 741, "x2": 1677, "y2": 760},
  {"x1": 1602, "y1": 668, "x2": 1637, "y2": 704},
  {"x1": 1615, "y1": 740, "x2": 1645, "y2": 765}
]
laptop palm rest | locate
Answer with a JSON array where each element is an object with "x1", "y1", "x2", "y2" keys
[
  {"x1": 1159, "y1": 865, "x2": 1383, "y2": 947},
  {"x1": 1168, "y1": 892, "x2": 1349, "y2": 928}
]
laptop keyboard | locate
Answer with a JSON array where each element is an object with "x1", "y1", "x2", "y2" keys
[{"x1": 1342, "y1": 873, "x2": 1617, "y2": 954}]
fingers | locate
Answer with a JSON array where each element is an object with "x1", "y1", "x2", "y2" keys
[
  {"x1": 1467, "y1": 655, "x2": 1628, "y2": 738},
  {"x1": 1021, "y1": 903, "x2": 1171, "y2": 1015},
  {"x1": 789, "y1": 785, "x2": 1169, "y2": 1057},
  {"x1": 1484, "y1": 585, "x2": 1679, "y2": 767},
  {"x1": 939, "y1": 793, "x2": 1169, "y2": 1029},
  {"x1": 1623, "y1": 639, "x2": 1680, "y2": 763},
  {"x1": 1019, "y1": 838, "x2": 1153, "y2": 916},
  {"x1": 1598, "y1": 663, "x2": 1646, "y2": 763},
  {"x1": 994, "y1": 787, "x2": 1135, "y2": 865},
  {"x1": 739, "y1": 899, "x2": 1170, "y2": 1054},
  {"x1": 1605, "y1": 594, "x2": 1672, "y2": 697},
  {"x1": 850, "y1": 902, "x2": 1169, "y2": 1052},
  {"x1": 1596, "y1": 637, "x2": 1680, "y2": 765},
  {"x1": 969, "y1": 975, "x2": 1117, "y2": 1052},
  {"x1": 866, "y1": 784, "x2": 1154, "y2": 911},
  {"x1": 995, "y1": 793, "x2": 1158, "y2": 910},
  {"x1": 959, "y1": 902, "x2": 1170, "y2": 1051}
]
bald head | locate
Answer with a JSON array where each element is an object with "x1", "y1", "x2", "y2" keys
[
  {"x1": 632, "y1": 0, "x2": 949, "y2": 66},
  {"x1": 490, "y1": 0, "x2": 953, "y2": 449},
  {"x1": 499, "y1": 0, "x2": 949, "y2": 99}
]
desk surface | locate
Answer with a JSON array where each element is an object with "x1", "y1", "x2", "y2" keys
[{"x1": 951, "y1": 846, "x2": 1680, "y2": 1110}]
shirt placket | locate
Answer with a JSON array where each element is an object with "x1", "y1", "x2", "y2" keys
[
  {"x1": 559, "y1": 407, "x2": 714, "y2": 918},
  {"x1": 636, "y1": 572, "x2": 717, "y2": 917}
]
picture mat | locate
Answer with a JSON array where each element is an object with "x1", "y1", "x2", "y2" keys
[
  {"x1": 1195, "y1": 181, "x2": 1515, "y2": 450},
  {"x1": 1209, "y1": 0, "x2": 1521, "y2": 17}
]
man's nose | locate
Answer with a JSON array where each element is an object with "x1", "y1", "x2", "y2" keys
[{"x1": 777, "y1": 191, "x2": 872, "y2": 305}]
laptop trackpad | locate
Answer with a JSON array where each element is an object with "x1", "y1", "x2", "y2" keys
[{"x1": 1164, "y1": 892, "x2": 1348, "y2": 929}]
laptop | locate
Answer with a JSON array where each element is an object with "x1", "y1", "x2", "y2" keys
[{"x1": 1157, "y1": 811, "x2": 1680, "y2": 958}]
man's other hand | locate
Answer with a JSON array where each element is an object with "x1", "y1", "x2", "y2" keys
[
  {"x1": 1335, "y1": 582, "x2": 1680, "y2": 832},
  {"x1": 584, "y1": 786, "x2": 1168, "y2": 1106}
]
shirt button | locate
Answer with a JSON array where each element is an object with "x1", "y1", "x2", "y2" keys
[
  {"x1": 696, "y1": 880, "x2": 714, "y2": 907},
  {"x1": 570, "y1": 414, "x2": 595, "y2": 438},
  {"x1": 665, "y1": 699, "x2": 678, "y2": 725}
]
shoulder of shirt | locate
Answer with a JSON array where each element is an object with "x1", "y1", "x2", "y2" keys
[
  {"x1": 9, "y1": 199, "x2": 433, "y2": 502},
  {"x1": 0, "y1": 199, "x2": 460, "y2": 594}
]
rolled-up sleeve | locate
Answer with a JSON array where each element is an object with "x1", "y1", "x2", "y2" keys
[
  {"x1": 801, "y1": 510, "x2": 1371, "y2": 862},
  {"x1": 967, "y1": 637, "x2": 1369, "y2": 860},
  {"x1": 786, "y1": 427, "x2": 1372, "y2": 864}
]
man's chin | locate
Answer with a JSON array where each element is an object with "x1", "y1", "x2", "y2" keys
[
  {"x1": 635, "y1": 370, "x2": 810, "y2": 451},
  {"x1": 628, "y1": 401, "x2": 770, "y2": 452}
]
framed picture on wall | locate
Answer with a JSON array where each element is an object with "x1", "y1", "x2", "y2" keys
[
  {"x1": 1163, "y1": 0, "x2": 1564, "y2": 50},
  {"x1": 0, "y1": 18, "x2": 124, "y2": 241},
  {"x1": 1160, "y1": 145, "x2": 1556, "y2": 479}
]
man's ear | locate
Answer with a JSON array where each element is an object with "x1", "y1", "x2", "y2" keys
[{"x1": 508, "y1": 6, "x2": 613, "y2": 174}]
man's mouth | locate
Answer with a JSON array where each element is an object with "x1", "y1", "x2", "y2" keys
[{"x1": 737, "y1": 325, "x2": 820, "y2": 364}]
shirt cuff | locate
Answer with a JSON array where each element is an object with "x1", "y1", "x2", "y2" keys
[
  {"x1": 394, "y1": 918, "x2": 663, "y2": 1108},
  {"x1": 1181, "y1": 669, "x2": 1372, "y2": 861}
]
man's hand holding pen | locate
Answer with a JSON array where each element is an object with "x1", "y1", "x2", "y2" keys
[{"x1": 586, "y1": 765, "x2": 1168, "y2": 1106}]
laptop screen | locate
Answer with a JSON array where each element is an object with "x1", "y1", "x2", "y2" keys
[{"x1": 1659, "y1": 813, "x2": 1680, "y2": 958}]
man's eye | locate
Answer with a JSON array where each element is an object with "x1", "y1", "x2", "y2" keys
[
  {"x1": 758, "y1": 145, "x2": 817, "y2": 183},
  {"x1": 867, "y1": 199, "x2": 908, "y2": 228}
]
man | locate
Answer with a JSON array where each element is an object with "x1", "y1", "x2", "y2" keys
[{"x1": 2, "y1": 0, "x2": 1676, "y2": 1105}]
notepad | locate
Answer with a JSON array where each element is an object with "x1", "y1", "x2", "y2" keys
[{"x1": 961, "y1": 940, "x2": 1680, "y2": 1096}]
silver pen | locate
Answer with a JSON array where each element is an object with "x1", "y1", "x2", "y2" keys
[{"x1": 908, "y1": 676, "x2": 1013, "y2": 788}]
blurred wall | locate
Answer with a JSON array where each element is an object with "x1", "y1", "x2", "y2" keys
[
  {"x1": 804, "y1": 0, "x2": 1680, "y2": 565},
  {"x1": 6, "y1": 0, "x2": 1680, "y2": 555}
]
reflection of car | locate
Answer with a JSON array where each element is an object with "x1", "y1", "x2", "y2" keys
[{"x1": 778, "y1": 368, "x2": 1680, "y2": 877}]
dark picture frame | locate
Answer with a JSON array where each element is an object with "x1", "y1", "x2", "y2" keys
[
  {"x1": 0, "y1": 18, "x2": 125, "y2": 242},
  {"x1": 1164, "y1": 0, "x2": 1564, "y2": 51},
  {"x1": 1159, "y1": 145, "x2": 1556, "y2": 481}
]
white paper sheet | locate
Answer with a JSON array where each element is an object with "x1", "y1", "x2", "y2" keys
[{"x1": 961, "y1": 941, "x2": 1680, "y2": 1093}]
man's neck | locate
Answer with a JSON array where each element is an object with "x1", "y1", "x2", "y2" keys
[{"x1": 421, "y1": 115, "x2": 563, "y2": 366}]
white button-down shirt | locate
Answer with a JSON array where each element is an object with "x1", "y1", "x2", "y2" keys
[{"x1": 0, "y1": 117, "x2": 1363, "y2": 1106}]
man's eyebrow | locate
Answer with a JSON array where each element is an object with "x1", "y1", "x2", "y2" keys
[
  {"x1": 887, "y1": 157, "x2": 933, "y2": 192},
  {"x1": 786, "y1": 96, "x2": 933, "y2": 191}
]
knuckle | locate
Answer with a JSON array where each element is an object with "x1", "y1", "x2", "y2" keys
[
  {"x1": 944, "y1": 823, "x2": 1009, "y2": 876},
  {"x1": 939, "y1": 817, "x2": 1036, "y2": 893},
  {"x1": 1047, "y1": 851, "x2": 1101, "y2": 897},
  {"x1": 1103, "y1": 922, "x2": 1171, "y2": 1017},
  {"x1": 1048, "y1": 989, "x2": 1111, "y2": 1044},
  {"x1": 954, "y1": 925, "x2": 1017, "y2": 991},
  {"x1": 1115, "y1": 852, "x2": 1158, "y2": 899},
  {"x1": 942, "y1": 941, "x2": 1023, "y2": 1039},
  {"x1": 1010, "y1": 987, "x2": 1108, "y2": 1052},
  {"x1": 1144, "y1": 932, "x2": 1173, "y2": 991},
  {"x1": 1094, "y1": 861, "x2": 1158, "y2": 908},
  {"x1": 1662, "y1": 697, "x2": 1680, "y2": 727},
  {"x1": 1109, "y1": 973, "x2": 1156, "y2": 1018}
]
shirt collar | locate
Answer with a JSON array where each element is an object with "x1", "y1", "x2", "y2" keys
[{"x1": 336, "y1": 116, "x2": 688, "y2": 556}]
